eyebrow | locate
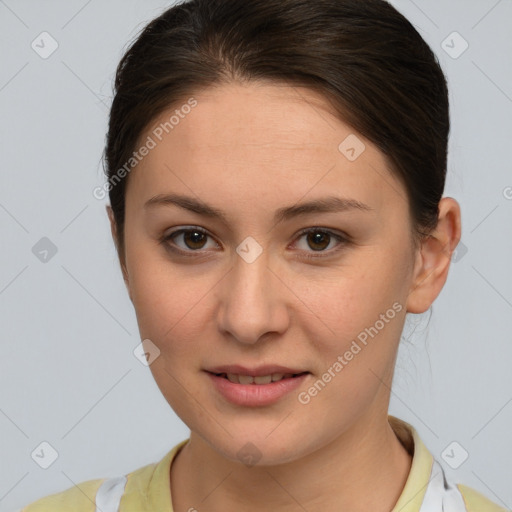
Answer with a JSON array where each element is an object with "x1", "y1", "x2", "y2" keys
[{"x1": 144, "y1": 193, "x2": 374, "y2": 224}]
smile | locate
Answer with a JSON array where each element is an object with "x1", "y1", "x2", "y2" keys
[
  {"x1": 213, "y1": 372, "x2": 308, "y2": 384},
  {"x1": 206, "y1": 371, "x2": 310, "y2": 406}
]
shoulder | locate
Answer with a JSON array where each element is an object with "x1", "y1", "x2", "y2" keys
[
  {"x1": 457, "y1": 483, "x2": 510, "y2": 512},
  {"x1": 19, "y1": 477, "x2": 106, "y2": 511},
  {"x1": 19, "y1": 459, "x2": 160, "y2": 511},
  {"x1": 19, "y1": 441, "x2": 188, "y2": 512},
  {"x1": 388, "y1": 416, "x2": 509, "y2": 512}
]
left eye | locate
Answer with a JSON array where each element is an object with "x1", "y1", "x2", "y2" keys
[
  {"x1": 294, "y1": 228, "x2": 346, "y2": 253},
  {"x1": 164, "y1": 227, "x2": 217, "y2": 251},
  {"x1": 162, "y1": 227, "x2": 347, "y2": 256}
]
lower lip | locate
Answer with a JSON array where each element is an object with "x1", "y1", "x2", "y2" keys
[{"x1": 206, "y1": 372, "x2": 309, "y2": 407}]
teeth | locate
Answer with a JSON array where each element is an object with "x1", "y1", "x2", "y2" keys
[
  {"x1": 254, "y1": 375, "x2": 272, "y2": 384},
  {"x1": 224, "y1": 373, "x2": 299, "y2": 384},
  {"x1": 238, "y1": 374, "x2": 255, "y2": 385}
]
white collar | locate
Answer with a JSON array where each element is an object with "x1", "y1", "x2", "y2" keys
[{"x1": 420, "y1": 459, "x2": 467, "y2": 511}]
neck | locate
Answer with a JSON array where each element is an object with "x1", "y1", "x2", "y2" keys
[{"x1": 170, "y1": 413, "x2": 413, "y2": 512}]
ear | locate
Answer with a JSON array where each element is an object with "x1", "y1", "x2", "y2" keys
[
  {"x1": 406, "y1": 197, "x2": 462, "y2": 314},
  {"x1": 106, "y1": 205, "x2": 131, "y2": 296}
]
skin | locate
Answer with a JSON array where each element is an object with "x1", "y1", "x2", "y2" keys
[{"x1": 107, "y1": 81, "x2": 461, "y2": 512}]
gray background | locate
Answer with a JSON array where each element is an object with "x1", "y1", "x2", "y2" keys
[{"x1": 0, "y1": 0, "x2": 511, "y2": 510}]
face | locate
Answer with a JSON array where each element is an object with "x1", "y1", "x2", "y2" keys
[{"x1": 115, "y1": 81, "x2": 426, "y2": 465}]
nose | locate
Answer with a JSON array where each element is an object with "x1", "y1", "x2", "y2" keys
[{"x1": 216, "y1": 249, "x2": 290, "y2": 345}]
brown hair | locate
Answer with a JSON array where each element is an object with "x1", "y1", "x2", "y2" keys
[{"x1": 103, "y1": 0, "x2": 449, "y2": 259}]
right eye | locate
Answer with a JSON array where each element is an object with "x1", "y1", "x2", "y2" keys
[{"x1": 162, "y1": 226, "x2": 220, "y2": 254}]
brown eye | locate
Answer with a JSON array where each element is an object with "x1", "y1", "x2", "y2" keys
[
  {"x1": 306, "y1": 231, "x2": 331, "y2": 251},
  {"x1": 294, "y1": 228, "x2": 349, "y2": 260},
  {"x1": 182, "y1": 230, "x2": 208, "y2": 250},
  {"x1": 163, "y1": 227, "x2": 218, "y2": 253}
]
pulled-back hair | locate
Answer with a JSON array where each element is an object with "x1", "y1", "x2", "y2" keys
[{"x1": 104, "y1": 0, "x2": 449, "y2": 257}]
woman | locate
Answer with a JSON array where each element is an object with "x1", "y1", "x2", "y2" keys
[{"x1": 19, "y1": 0, "x2": 508, "y2": 510}]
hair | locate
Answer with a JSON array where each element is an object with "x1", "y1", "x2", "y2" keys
[{"x1": 103, "y1": 0, "x2": 450, "y2": 260}]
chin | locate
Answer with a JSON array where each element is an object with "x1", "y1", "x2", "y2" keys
[{"x1": 193, "y1": 423, "x2": 319, "y2": 468}]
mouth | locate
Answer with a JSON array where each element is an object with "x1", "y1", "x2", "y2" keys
[
  {"x1": 208, "y1": 371, "x2": 309, "y2": 385},
  {"x1": 205, "y1": 369, "x2": 311, "y2": 406}
]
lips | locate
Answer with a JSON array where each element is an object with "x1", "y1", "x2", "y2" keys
[
  {"x1": 213, "y1": 372, "x2": 308, "y2": 385},
  {"x1": 205, "y1": 364, "x2": 308, "y2": 377},
  {"x1": 206, "y1": 369, "x2": 310, "y2": 406}
]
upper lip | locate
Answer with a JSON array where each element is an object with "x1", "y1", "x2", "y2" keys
[{"x1": 205, "y1": 364, "x2": 309, "y2": 377}]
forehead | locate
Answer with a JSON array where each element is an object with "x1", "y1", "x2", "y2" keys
[{"x1": 126, "y1": 81, "x2": 406, "y2": 217}]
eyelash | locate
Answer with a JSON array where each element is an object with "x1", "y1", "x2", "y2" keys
[{"x1": 161, "y1": 226, "x2": 350, "y2": 260}]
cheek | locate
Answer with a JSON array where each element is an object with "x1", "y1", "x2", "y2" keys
[
  {"x1": 293, "y1": 251, "x2": 409, "y2": 393},
  {"x1": 128, "y1": 262, "x2": 212, "y2": 415},
  {"x1": 298, "y1": 272, "x2": 406, "y2": 420},
  {"x1": 126, "y1": 245, "x2": 223, "y2": 368},
  {"x1": 298, "y1": 255, "x2": 407, "y2": 341},
  {"x1": 131, "y1": 273, "x2": 208, "y2": 351}
]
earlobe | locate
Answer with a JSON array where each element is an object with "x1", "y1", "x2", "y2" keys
[{"x1": 406, "y1": 197, "x2": 461, "y2": 314}]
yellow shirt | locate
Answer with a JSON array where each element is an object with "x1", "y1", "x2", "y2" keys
[{"x1": 19, "y1": 416, "x2": 508, "y2": 512}]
